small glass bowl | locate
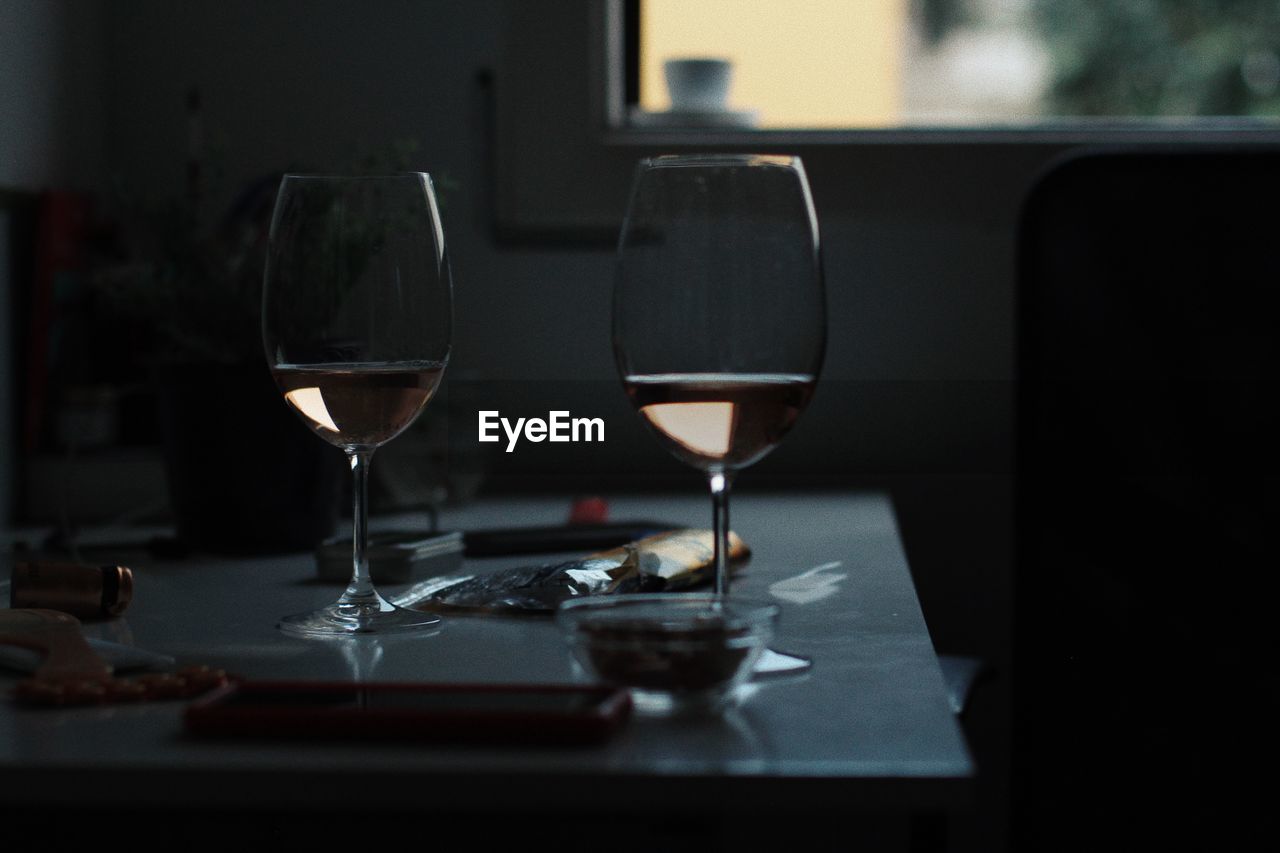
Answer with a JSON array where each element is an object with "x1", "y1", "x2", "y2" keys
[{"x1": 556, "y1": 593, "x2": 779, "y2": 715}]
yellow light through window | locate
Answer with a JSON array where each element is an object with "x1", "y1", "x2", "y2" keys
[{"x1": 640, "y1": 0, "x2": 907, "y2": 128}]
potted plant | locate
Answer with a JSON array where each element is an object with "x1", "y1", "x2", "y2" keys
[{"x1": 101, "y1": 174, "x2": 345, "y2": 554}]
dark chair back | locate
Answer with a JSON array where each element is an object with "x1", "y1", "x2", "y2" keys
[{"x1": 1015, "y1": 148, "x2": 1280, "y2": 850}]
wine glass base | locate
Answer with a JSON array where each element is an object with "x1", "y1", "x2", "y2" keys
[
  {"x1": 629, "y1": 687, "x2": 734, "y2": 716},
  {"x1": 278, "y1": 600, "x2": 442, "y2": 638}
]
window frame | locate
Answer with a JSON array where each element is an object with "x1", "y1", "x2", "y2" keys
[{"x1": 489, "y1": 0, "x2": 1280, "y2": 243}]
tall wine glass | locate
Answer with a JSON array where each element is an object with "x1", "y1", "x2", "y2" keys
[
  {"x1": 263, "y1": 174, "x2": 451, "y2": 636},
  {"x1": 614, "y1": 155, "x2": 825, "y2": 598}
]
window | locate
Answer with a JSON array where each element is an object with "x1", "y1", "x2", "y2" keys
[
  {"x1": 637, "y1": 0, "x2": 908, "y2": 128},
  {"x1": 491, "y1": 1, "x2": 1280, "y2": 240},
  {"x1": 632, "y1": 0, "x2": 1280, "y2": 129}
]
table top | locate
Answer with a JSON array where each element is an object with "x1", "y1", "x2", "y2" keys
[{"x1": 0, "y1": 492, "x2": 972, "y2": 814}]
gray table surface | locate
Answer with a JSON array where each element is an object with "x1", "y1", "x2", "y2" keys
[{"x1": 0, "y1": 492, "x2": 972, "y2": 814}]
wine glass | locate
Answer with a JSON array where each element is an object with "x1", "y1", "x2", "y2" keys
[
  {"x1": 262, "y1": 174, "x2": 451, "y2": 637},
  {"x1": 614, "y1": 154, "x2": 825, "y2": 598}
]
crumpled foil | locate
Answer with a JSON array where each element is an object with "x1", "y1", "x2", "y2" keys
[{"x1": 391, "y1": 529, "x2": 747, "y2": 615}]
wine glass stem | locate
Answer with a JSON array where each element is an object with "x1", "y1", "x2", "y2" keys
[
  {"x1": 708, "y1": 469, "x2": 734, "y2": 598},
  {"x1": 340, "y1": 449, "x2": 376, "y2": 606}
]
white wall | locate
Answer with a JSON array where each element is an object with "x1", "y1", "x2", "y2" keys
[{"x1": 105, "y1": 0, "x2": 560, "y2": 379}]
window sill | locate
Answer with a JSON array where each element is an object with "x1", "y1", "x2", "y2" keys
[
  {"x1": 491, "y1": 2, "x2": 1280, "y2": 243},
  {"x1": 603, "y1": 119, "x2": 1280, "y2": 148}
]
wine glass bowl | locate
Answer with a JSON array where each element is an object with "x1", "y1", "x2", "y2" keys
[
  {"x1": 614, "y1": 154, "x2": 825, "y2": 598},
  {"x1": 272, "y1": 363, "x2": 445, "y2": 450},
  {"x1": 262, "y1": 174, "x2": 451, "y2": 637},
  {"x1": 623, "y1": 373, "x2": 816, "y2": 471}
]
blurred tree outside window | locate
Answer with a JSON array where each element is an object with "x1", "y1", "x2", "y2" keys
[{"x1": 636, "y1": 0, "x2": 1280, "y2": 127}]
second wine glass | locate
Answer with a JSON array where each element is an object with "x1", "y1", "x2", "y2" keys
[
  {"x1": 614, "y1": 154, "x2": 826, "y2": 598},
  {"x1": 263, "y1": 173, "x2": 451, "y2": 637}
]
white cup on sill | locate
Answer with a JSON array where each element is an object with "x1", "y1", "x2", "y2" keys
[{"x1": 664, "y1": 58, "x2": 733, "y2": 113}]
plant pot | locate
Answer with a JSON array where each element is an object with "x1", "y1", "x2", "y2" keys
[{"x1": 156, "y1": 362, "x2": 344, "y2": 554}]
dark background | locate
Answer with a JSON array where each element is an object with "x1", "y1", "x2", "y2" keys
[{"x1": 3, "y1": 2, "x2": 1278, "y2": 852}]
